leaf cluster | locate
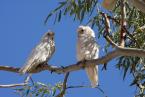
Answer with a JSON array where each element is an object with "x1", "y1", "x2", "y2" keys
[
  {"x1": 15, "y1": 82, "x2": 63, "y2": 97},
  {"x1": 19, "y1": 0, "x2": 145, "y2": 96}
]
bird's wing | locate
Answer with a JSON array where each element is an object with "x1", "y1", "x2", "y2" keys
[
  {"x1": 19, "y1": 42, "x2": 51, "y2": 74},
  {"x1": 85, "y1": 37, "x2": 99, "y2": 87},
  {"x1": 77, "y1": 26, "x2": 99, "y2": 87},
  {"x1": 84, "y1": 36, "x2": 99, "y2": 60}
]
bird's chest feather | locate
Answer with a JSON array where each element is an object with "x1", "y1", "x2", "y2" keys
[
  {"x1": 77, "y1": 36, "x2": 98, "y2": 60},
  {"x1": 37, "y1": 41, "x2": 54, "y2": 60}
]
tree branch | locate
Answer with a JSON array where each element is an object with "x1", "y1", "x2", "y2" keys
[
  {"x1": 120, "y1": 0, "x2": 127, "y2": 47},
  {"x1": 0, "y1": 72, "x2": 31, "y2": 88},
  {"x1": 0, "y1": 83, "x2": 27, "y2": 88},
  {"x1": 0, "y1": 66, "x2": 19, "y2": 73},
  {"x1": 104, "y1": 13, "x2": 140, "y2": 48},
  {"x1": 56, "y1": 72, "x2": 69, "y2": 97},
  {"x1": 101, "y1": 12, "x2": 118, "y2": 47},
  {"x1": 1, "y1": 46, "x2": 145, "y2": 74}
]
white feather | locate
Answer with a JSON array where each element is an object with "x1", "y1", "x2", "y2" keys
[{"x1": 77, "y1": 25, "x2": 99, "y2": 87}]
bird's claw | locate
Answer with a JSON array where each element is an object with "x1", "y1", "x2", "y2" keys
[
  {"x1": 77, "y1": 61, "x2": 82, "y2": 65},
  {"x1": 51, "y1": 69, "x2": 56, "y2": 74},
  {"x1": 101, "y1": 63, "x2": 107, "y2": 71},
  {"x1": 60, "y1": 66, "x2": 65, "y2": 69},
  {"x1": 77, "y1": 60, "x2": 87, "y2": 65}
]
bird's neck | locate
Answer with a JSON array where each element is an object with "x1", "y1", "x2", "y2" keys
[{"x1": 78, "y1": 35, "x2": 94, "y2": 42}]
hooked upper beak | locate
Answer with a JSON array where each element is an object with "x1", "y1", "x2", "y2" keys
[{"x1": 47, "y1": 32, "x2": 55, "y2": 36}]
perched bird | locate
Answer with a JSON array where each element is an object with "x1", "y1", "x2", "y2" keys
[
  {"x1": 19, "y1": 32, "x2": 55, "y2": 74},
  {"x1": 77, "y1": 25, "x2": 99, "y2": 88}
]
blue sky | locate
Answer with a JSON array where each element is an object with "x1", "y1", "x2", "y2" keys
[{"x1": 0, "y1": 0, "x2": 135, "y2": 97}]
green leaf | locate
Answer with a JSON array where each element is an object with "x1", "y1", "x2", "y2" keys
[
  {"x1": 52, "y1": 87, "x2": 56, "y2": 96},
  {"x1": 123, "y1": 58, "x2": 130, "y2": 80},
  {"x1": 58, "y1": 10, "x2": 62, "y2": 22},
  {"x1": 45, "y1": 1, "x2": 67, "y2": 24},
  {"x1": 25, "y1": 86, "x2": 31, "y2": 96}
]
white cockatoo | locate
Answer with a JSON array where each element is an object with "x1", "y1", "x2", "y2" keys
[
  {"x1": 77, "y1": 26, "x2": 99, "y2": 87},
  {"x1": 19, "y1": 32, "x2": 55, "y2": 74}
]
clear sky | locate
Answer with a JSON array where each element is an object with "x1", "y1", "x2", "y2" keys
[{"x1": 0, "y1": 0, "x2": 135, "y2": 97}]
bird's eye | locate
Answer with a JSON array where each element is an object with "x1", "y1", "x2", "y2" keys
[
  {"x1": 81, "y1": 29, "x2": 84, "y2": 32},
  {"x1": 77, "y1": 28, "x2": 84, "y2": 34},
  {"x1": 79, "y1": 29, "x2": 84, "y2": 34}
]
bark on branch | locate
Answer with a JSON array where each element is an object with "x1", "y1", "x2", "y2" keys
[
  {"x1": 1, "y1": 46, "x2": 145, "y2": 74},
  {"x1": 120, "y1": 0, "x2": 126, "y2": 47}
]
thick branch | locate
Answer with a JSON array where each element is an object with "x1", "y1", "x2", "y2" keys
[{"x1": 1, "y1": 46, "x2": 145, "y2": 74}]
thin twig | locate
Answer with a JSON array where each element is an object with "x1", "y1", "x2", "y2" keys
[
  {"x1": 56, "y1": 72, "x2": 70, "y2": 97},
  {"x1": 105, "y1": 13, "x2": 140, "y2": 48},
  {"x1": 67, "y1": 85, "x2": 90, "y2": 89},
  {"x1": 0, "y1": 73, "x2": 31, "y2": 88},
  {"x1": 67, "y1": 85, "x2": 107, "y2": 97},
  {"x1": 0, "y1": 83, "x2": 28, "y2": 88},
  {"x1": 24, "y1": 74, "x2": 31, "y2": 83},
  {"x1": 101, "y1": 12, "x2": 118, "y2": 47},
  {"x1": 30, "y1": 76, "x2": 35, "y2": 85}
]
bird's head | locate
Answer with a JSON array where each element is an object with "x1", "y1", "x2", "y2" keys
[
  {"x1": 77, "y1": 25, "x2": 95, "y2": 37},
  {"x1": 42, "y1": 31, "x2": 55, "y2": 42}
]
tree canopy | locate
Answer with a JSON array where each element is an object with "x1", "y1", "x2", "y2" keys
[{"x1": 0, "y1": 0, "x2": 145, "y2": 97}]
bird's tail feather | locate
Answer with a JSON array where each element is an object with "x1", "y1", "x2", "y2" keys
[
  {"x1": 85, "y1": 65, "x2": 98, "y2": 88},
  {"x1": 19, "y1": 64, "x2": 31, "y2": 75}
]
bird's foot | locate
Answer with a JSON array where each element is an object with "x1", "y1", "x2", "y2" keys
[
  {"x1": 60, "y1": 66, "x2": 65, "y2": 69},
  {"x1": 101, "y1": 63, "x2": 107, "y2": 71},
  {"x1": 51, "y1": 70, "x2": 55, "y2": 74},
  {"x1": 77, "y1": 60, "x2": 87, "y2": 69},
  {"x1": 77, "y1": 60, "x2": 87, "y2": 64}
]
